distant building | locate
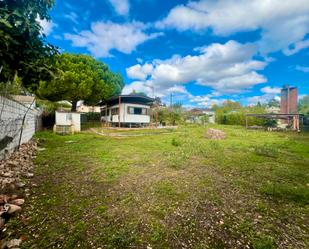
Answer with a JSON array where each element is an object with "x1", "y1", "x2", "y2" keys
[
  {"x1": 186, "y1": 108, "x2": 215, "y2": 124},
  {"x1": 77, "y1": 104, "x2": 100, "y2": 113},
  {"x1": 266, "y1": 106, "x2": 280, "y2": 114},
  {"x1": 280, "y1": 85, "x2": 298, "y2": 114}
]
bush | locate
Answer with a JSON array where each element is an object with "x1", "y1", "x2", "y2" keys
[{"x1": 171, "y1": 137, "x2": 181, "y2": 147}]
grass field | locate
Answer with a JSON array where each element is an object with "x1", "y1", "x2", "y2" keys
[{"x1": 5, "y1": 125, "x2": 309, "y2": 248}]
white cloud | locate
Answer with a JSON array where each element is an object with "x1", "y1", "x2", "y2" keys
[
  {"x1": 246, "y1": 85, "x2": 282, "y2": 105},
  {"x1": 126, "y1": 40, "x2": 267, "y2": 97},
  {"x1": 126, "y1": 63, "x2": 153, "y2": 80},
  {"x1": 295, "y1": 65, "x2": 309, "y2": 73},
  {"x1": 37, "y1": 18, "x2": 56, "y2": 36},
  {"x1": 261, "y1": 86, "x2": 281, "y2": 94},
  {"x1": 64, "y1": 21, "x2": 163, "y2": 57},
  {"x1": 108, "y1": 0, "x2": 130, "y2": 16},
  {"x1": 189, "y1": 95, "x2": 228, "y2": 108},
  {"x1": 283, "y1": 39, "x2": 309, "y2": 56},
  {"x1": 156, "y1": 0, "x2": 309, "y2": 55},
  {"x1": 246, "y1": 94, "x2": 279, "y2": 105},
  {"x1": 122, "y1": 81, "x2": 154, "y2": 95}
]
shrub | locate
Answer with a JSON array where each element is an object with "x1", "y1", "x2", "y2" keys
[{"x1": 171, "y1": 137, "x2": 181, "y2": 147}]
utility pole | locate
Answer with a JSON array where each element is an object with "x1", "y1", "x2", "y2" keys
[{"x1": 170, "y1": 93, "x2": 173, "y2": 108}]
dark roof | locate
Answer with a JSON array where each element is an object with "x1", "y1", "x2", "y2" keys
[{"x1": 100, "y1": 95, "x2": 155, "y2": 106}]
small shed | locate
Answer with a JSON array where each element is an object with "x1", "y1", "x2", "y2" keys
[{"x1": 54, "y1": 111, "x2": 81, "y2": 134}]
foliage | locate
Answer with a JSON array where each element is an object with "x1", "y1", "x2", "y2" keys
[
  {"x1": 267, "y1": 98, "x2": 280, "y2": 108},
  {"x1": 156, "y1": 106, "x2": 184, "y2": 125},
  {"x1": 0, "y1": 75, "x2": 23, "y2": 95},
  {"x1": 214, "y1": 101, "x2": 268, "y2": 126},
  {"x1": 36, "y1": 53, "x2": 124, "y2": 111},
  {"x1": 36, "y1": 99, "x2": 71, "y2": 114},
  {"x1": 298, "y1": 95, "x2": 309, "y2": 114},
  {"x1": 0, "y1": 0, "x2": 58, "y2": 90},
  {"x1": 263, "y1": 119, "x2": 277, "y2": 127},
  {"x1": 129, "y1": 90, "x2": 147, "y2": 96}
]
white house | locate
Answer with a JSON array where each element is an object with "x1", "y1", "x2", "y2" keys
[{"x1": 100, "y1": 95, "x2": 154, "y2": 127}]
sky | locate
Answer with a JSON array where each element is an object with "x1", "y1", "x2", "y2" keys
[{"x1": 39, "y1": 0, "x2": 309, "y2": 108}]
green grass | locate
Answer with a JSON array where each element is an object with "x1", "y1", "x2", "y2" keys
[{"x1": 4, "y1": 125, "x2": 309, "y2": 248}]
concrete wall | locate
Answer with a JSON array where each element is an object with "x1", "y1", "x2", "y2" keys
[
  {"x1": 55, "y1": 111, "x2": 81, "y2": 132},
  {"x1": 0, "y1": 96, "x2": 39, "y2": 159}
]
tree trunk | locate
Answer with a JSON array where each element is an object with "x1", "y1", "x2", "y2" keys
[{"x1": 71, "y1": 100, "x2": 77, "y2": 112}]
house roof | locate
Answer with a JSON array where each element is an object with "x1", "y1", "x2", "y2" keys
[{"x1": 100, "y1": 95, "x2": 155, "y2": 106}]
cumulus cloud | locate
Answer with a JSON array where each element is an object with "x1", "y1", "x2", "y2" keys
[
  {"x1": 108, "y1": 0, "x2": 130, "y2": 16},
  {"x1": 125, "y1": 40, "x2": 267, "y2": 97},
  {"x1": 156, "y1": 0, "x2": 309, "y2": 55},
  {"x1": 64, "y1": 21, "x2": 162, "y2": 57},
  {"x1": 189, "y1": 94, "x2": 228, "y2": 108},
  {"x1": 126, "y1": 63, "x2": 153, "y2": 80},
  {"x1": 122, "y1": 81, "x2": 154, "y2": 95},
  {"x1": 246, "y1": 86, "x2": 281, "y2": 105},
  {"x1": 37, "y1": 18, "x2": 56, "y2": 36}
]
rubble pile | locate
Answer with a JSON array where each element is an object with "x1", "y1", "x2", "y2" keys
[
  {"x1": 206, "y1": 128, "x2": 226, "y2": 140},
  {"x1": 0, "y1": 140, "x2": 37, "y2": 248},
  {"x1": 0, "y1": 141, "x2": 37, "y2": 191}
]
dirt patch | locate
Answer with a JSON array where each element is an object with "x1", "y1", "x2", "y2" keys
[{"x1": 206, "y1": 128, "x2": 226, "y2": 140}]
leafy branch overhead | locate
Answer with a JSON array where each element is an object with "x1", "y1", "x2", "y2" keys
[{"x1": 0, "y1": 0, "x2": 58, "y2": 89}]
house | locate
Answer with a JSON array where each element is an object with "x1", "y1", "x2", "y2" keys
[
  {"x1": 186, "y1": 108, "x2": 215, "y2": 124},
  {"x1": 100, "y1": 95, "x2": 154, "y2": 127},
  {"x1": 77, "y1": 104, "x2": 101, "y2": 113},
  {"x1": 77, "y1": 101, "x2": 101, "y2": 113}
]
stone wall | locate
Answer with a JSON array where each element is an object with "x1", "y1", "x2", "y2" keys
[{"x1": 0, "y1": 96, "x2": 40, "y2": 159}]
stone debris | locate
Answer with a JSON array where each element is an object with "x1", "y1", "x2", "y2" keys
[
  {"x1": 0, "y1": 140, "x2": 37, "y2": 248},
  {"x1": 206, "y1": 128, "x2": 226, "y2": 140},
  {"x1": 0, "y1": 140, "x2": 37, "y2": 191}
]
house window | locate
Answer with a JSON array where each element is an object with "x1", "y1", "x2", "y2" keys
[
  {"x1": 127, "y1": 106, "x2": 149, "y2": 115},
  {"x1": 102, "y1": 109, "x2": 110, "y2": 116},
  {"x1": 111, "y1": 108, "x2": 119, "y2": 115}
]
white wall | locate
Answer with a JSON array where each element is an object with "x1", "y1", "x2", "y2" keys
[
  {"x1": 101, "y1": 103, "x2": 151, "y2": 124},
  {"x1": 55, "y1": 112, "x2": 81, "y2": 132},
  {"x1": 0, "y1": 96, "x2": 39, "y2": 159},
  {"x1": 123, "y1": 103, "x2": 150, "y2": 123}
]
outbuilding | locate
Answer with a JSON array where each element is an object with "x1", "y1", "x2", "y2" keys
[{"x1": 100, "y1": 95, "x2": 154, "y2": 127}]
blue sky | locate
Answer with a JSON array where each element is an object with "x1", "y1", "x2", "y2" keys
[{"x1": 39, "y1": 0, "x2": 309, "y2": 107}]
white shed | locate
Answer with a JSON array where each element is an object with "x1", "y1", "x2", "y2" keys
[{"x1": 54, "y1": 111, "x2": 81, "y2": 134}]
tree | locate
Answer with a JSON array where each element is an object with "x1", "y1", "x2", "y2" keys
[
  {"x1": 268, "y1": 98, "x2": 280, "y2": 108},
  {"x1": 37, "y1": 53, "x2": 124, "y2": 111},
  {"x1": 0, "y1": 0, "x2": 58, "y2": 90},
  {"x1": 129, "y1": 90, "x2": 147, "y2": 96},
  {"x1": 298, "y1": 95, "x2": 309, "y2": 114}
]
